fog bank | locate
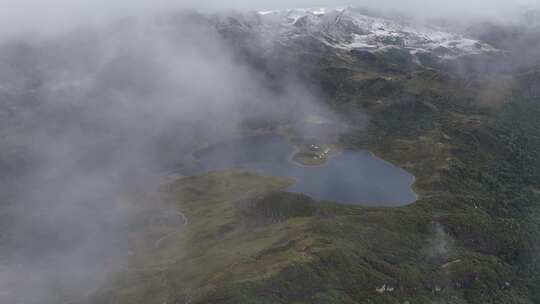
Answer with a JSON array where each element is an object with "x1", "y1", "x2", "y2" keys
[
  {"x1": 0, "y1": 12, "x2": 329, "y2": 303},
  {"x1": 0, "y1": 0, "x2": 538, "y2": 38}
]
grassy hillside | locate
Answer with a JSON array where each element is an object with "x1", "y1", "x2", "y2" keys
[{"x1": 90, "y1": 47, "x2": 540, "y2": 303}]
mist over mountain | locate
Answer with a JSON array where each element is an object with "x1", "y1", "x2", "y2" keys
[
  {"x1": 0, "y1": 0, "x2": 538, "y2": 38},
  {"x1": 0, "y1": 1, "x2": 539, "y2": 304},
  {"x1": 0, "y1": 11, "x2": 334, "y2": 303}
]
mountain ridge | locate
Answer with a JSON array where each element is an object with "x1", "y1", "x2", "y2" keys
[{"x1": 215, "y1": 7, "x2": 500, "y2": 61}]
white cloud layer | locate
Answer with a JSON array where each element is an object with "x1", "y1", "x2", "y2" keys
[{"x1": 0, "y1": 0, "x2": 537, "y2": 38}]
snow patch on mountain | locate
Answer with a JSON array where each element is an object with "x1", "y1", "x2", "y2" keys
[{"x1": 253, "y1": 7, "x2": 498, "y2": 59}]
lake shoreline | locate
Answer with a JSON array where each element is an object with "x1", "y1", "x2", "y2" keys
[{"x1": 187, "y1": 134, "x2": 417, "y2": 207}]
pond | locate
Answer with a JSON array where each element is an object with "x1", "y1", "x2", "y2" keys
[{"x1": 187, "y1": 135, "x2": 417, "y2": 206}]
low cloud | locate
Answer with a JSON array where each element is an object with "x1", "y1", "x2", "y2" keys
[
  {"x1": 0, "y1": 12, "x2": 328, "y2": 303},
  {"x1": 0, "y1": 0, "x2": 537, "y2": 38},
  {"x1": 0, "y1": 1, "x2": 538, "y2": 303}
]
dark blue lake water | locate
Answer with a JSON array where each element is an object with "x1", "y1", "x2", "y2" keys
[{"x1": 188, "y1": 135, "x2": 417, "y2": 206}]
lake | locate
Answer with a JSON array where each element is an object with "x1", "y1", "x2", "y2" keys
[{"x1": 187, "y1": 135, "x2": 417, "y2": 206}]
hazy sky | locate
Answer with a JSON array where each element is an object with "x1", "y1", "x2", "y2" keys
[{"x1": 0, "y1": 0, "x2": 537, "y2": 38}]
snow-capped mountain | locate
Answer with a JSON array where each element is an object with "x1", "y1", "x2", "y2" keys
[{"x1": 217, "y1": 7, "x2": 499, "y2": 60}]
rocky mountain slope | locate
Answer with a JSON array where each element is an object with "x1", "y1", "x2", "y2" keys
[{"x1": 217, "y1": 7, "x2": 499, "y2": 61}]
